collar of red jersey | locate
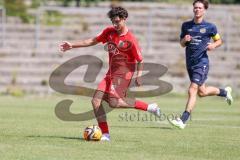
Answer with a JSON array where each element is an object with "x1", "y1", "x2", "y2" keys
[{"x1": 118, "y1": 28, "x2": 129, "y2": 37}]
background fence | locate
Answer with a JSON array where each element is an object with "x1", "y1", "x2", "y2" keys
[{"x1": 0, "y1": 2, "x2": 239, "y2": 95}]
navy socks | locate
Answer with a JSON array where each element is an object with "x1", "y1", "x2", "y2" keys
[
  {"x1": 218, "y1": 88, "x2": 227, "y2": 97},
  {"x1": 180, "y1": 111, "x2": 190, "y2": 123}
]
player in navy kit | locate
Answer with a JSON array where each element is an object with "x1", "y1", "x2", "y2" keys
[{"x1": 168, "y1": 0, "x2": 233, "y2": 129}]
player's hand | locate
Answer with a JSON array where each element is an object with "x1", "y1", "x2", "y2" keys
[
  {"x1": 207, "y1": 43, "x2": 216, "y2": 51},
  {"x1": 135, "y1": 77, "x2": 142, "y2": 87},
  {"x1": 59, "y1": 41, "x2": 72, "y2": 52},
  {"x1": 184, "y1": 35, "x2": 192, "y2": 43}
]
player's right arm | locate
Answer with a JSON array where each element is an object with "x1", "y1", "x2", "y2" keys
[
  {"x1": 60, "y1": 27, "x2": 112, "y2": 52},
  {"x1": 60, "y1": 38, "x2": 99, "y2": 52},
  {"x1": 180, "y1": 35, "x2": 192, "y2": 47},
  {"x1": 179, "y1": 22, "x2": 191, "y2": 47}
]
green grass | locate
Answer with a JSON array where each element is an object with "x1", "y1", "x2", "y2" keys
[{"x1": 0, "y1": 94, "x2": 239, "y2": 160}]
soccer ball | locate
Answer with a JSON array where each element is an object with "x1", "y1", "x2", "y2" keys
[{"x1": 83, "y1": 125, "x2": 102, "y2": 141}]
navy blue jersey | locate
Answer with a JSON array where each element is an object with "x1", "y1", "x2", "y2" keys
[{"x1": 180, "y1": 19, "x2": 219, "y2": 68}]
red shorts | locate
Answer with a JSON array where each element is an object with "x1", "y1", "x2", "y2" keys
[{"x1": 97, "y1": 75, "x2": 132, "y2": 99}]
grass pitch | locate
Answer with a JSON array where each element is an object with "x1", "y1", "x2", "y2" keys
[{"x1": 0, "y1": 94, "x2": 239, "y2": 160}]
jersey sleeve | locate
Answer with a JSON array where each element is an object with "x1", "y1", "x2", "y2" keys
[
  {"x1": 180, "y1": 23, "x2": 187, "y2": 39},
  {"x1": 210, "y1": 24, "x2": 221, "y2": 41},
  {"x1": 95, "y1": 27, "x2": 110, "y2": 44}
]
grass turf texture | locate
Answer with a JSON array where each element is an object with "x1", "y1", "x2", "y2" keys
[{"x1": 0, "y1": 94, "x2": 239, "y2": 160}]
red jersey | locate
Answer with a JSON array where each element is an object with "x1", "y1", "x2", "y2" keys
[{"x1": 96, "y1": 26, "x2": 142, "y2": 79}]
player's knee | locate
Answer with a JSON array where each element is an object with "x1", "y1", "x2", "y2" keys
[
  {"x1": 188, "y1": 86, "x2": 198, "y2": 95},
  {"x1": 91, "y1": 98, "x2": 101, "y2": 109},
  {"x1": 198, "y1": 90, "x2": 207, "y2": 97},
  {"x1": 108, "y1": 99, "x2": 119, "y2": 108}
]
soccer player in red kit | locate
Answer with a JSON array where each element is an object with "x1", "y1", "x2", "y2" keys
[{"x1": 60, "y1": 6, "x2": 160, "y2": 141}]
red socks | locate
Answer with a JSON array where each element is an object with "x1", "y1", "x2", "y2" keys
[
  {"x1": 98, "y1": 121, "x2": 109, "y2": 134},
  {"x1": 98, "y1": 100, "x2": 148, "y2": 134},
  {"x1": 134, "y1": 100, "x2": 148, "y2": 111},
  {"x1": 98, "y1": 101, "x2": 148, "y2": 133}
]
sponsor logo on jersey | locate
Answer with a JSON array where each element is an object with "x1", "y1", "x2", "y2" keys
[{"x1": 200, "y1": 28, "x2": 206, "y2": 34}]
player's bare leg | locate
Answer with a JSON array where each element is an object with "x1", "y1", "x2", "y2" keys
[
  {"x1": 92, "y1": 90, "x2": 106, "y2": 122},
  {"x1": 108, "y1": 97, "x2": 161, "y2": 117},
  {"x1": 168, "y1": 82, "x2": 198, "y2": 129},
  {"x1": 91, "y1": 90, "x2": 110, "y2": 141},
  {"x1": 198, "y1": 84, "x2": 220, "y2": 97},
  {"x1": 169, "y1": 82, "x2": 233, "y2": 129},
  {"x1": 198, "y1": 84, "x2": 233, "y2": 105},
  {"x1": 185, "y1": 82, "x2": 199, "y2": 112}
]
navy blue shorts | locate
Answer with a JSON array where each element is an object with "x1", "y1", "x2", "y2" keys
[{"x1": 187, "y1": 65, "x2": 209, "y2": 86}]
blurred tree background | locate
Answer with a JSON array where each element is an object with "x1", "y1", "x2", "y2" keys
[
  {"x1": 3, "y1": 0, "x2": 30, "y2": 23},
  {"x1": 0, "y1": 0, "x2": 239, "y2": 23},
  {"x1": 209, "y1": 0, "x2": 240, "y2": 4},
  {"x1": 59, "y1": 0, "x2": 240, "y2": 5}
]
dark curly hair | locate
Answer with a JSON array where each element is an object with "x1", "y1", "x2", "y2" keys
[
  {"x1": 193, "y1": 0, "x2": 209, "y2": 10},
  {"x1": 107, "y1": 6, "x2": 128, "y2": 20}
]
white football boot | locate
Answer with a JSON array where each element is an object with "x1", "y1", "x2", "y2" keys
[
  {"x1": 225, "y1": 86, "x2": 233, "y2": 106},
  {"x1": 168, "y1": 117, "x2": 186, "y2": 129},
  {"x1": 101, "y1": 133, "x2": 110, "y2": 141},
  {"x1": 147, "y1": 103, "x2": 161, "y2": 117}
]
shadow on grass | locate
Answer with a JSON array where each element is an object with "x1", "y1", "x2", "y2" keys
[
  {"x1": 26, "y1": 135, "x2": 84, "y2": 141},
  {"x1": 111, "y1": 125, "x2": 172, "y2": 130}
]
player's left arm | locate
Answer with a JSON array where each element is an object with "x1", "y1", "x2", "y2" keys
[
  {"x1": 135, "y1": 60, "x2": 143, "y2": 87},
  {"x1": 207, "y1": 34, "x2": 222, "y2": 51},
  {"x1": 131, "y1": 37, "x2": 143, "y2": 87},
  {"x1": 207, "y1": 24, "x2": 223, "y2": 51}
]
